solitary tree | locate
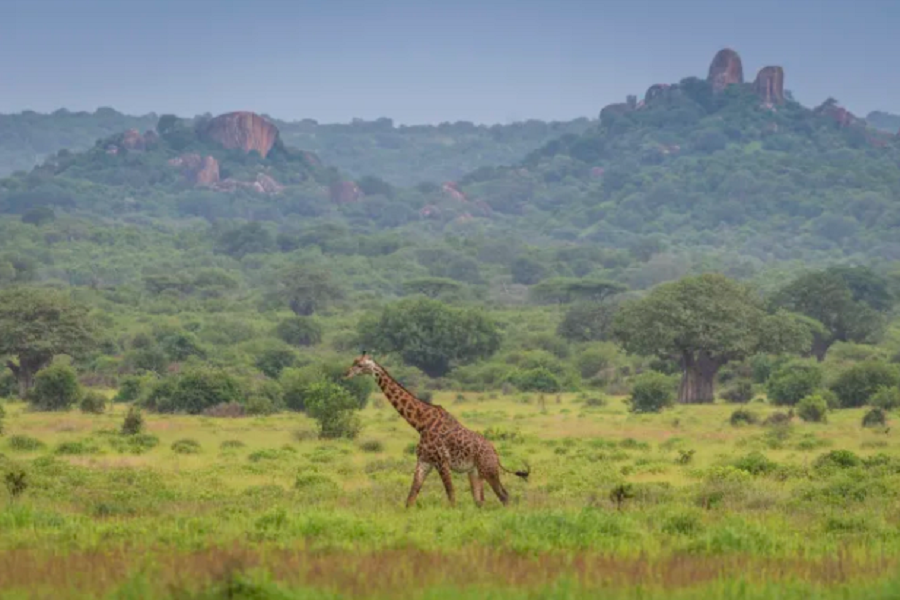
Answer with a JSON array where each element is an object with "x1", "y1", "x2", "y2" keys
[
  {"x1": 268, "y1": 265, "x2": 345, "y2": 316},
  {"x1": 357, "y1": 297, "x2": 501, "y2": 377},
  {"x1": 613, "y1": 274, "x2": 810, "y2": 404},
  {"x1": 0, "y1": 287, "x2": 96, "y2": 398},
  {"x1": 772, "y1": 267, "x2": 892, "y2": 361}
]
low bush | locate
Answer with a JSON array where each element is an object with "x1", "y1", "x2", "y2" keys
[
  {"x1": 171, "y1": 439, "x2": 201, "y2": 454},
  {"x1": 359, "y1": 439, "x2": 384, "y2": 453},
  {"x1": 729, "y1": 409, "x2": 758, "y2": 426},
  {"x1": 121, "y1": 406, "x2": 144, "y2": 436},
  {"x1": 79, "y1": 391, "x2": 107, "y2": 414},
  {"x1": 720, "y1": 379, "x2": 754, "y2": 403},
  {"x1": 870, "y1": 386, "x2": 900, "y2": 411},
  {"x1": 862, "y1": 408, "x2": 887, "y2": 428},
  {"x1": 627, "y1": 372, "x2": 675, "y2": 413},
  {"x1": 29, "y1": 364, "x2": 82, "y2": 411},
  {"x1": 830, "y1": 361, "x2": 900, "y2": 408},
  {"x1": 766, "y1": 362, "x2": 822, "y2": 406},
  {"x1": 796, "y1": 394, "x2": 828, "y2": 423}
]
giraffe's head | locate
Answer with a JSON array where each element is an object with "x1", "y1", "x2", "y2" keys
[{"x1": 344, "y1": 352, "x2": 378, "y2": 379}]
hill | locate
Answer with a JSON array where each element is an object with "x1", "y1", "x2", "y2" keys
[
  {"x1": 0, "y1": 108, "x2": 157, "y2": 177},
  {"x1": 867, "y1": 110, "x2": 900, "y2": 133}
]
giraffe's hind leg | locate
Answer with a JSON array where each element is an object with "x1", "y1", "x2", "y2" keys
[
  {"x1": 406, "y1": 460, "x2": 432, "y2": 508},
  {"x1": 468, "y1": 471, "x2": 485, "y2": 507},
  {"x1": 483, "y1": 470, "x2": 509, "y2": 506}
]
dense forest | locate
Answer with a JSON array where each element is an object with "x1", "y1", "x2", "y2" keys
[{"x1": 1, "y1": 49, "x2": 900, "y2": 424}]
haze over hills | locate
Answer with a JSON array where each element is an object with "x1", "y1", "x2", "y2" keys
[{"x1": 1, "y1": 47, "x2": 900, "y2": 295}]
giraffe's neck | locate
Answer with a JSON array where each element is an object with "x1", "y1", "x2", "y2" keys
[{"x1": 372, "y1": 365, "x2": 438, "y2": 432}]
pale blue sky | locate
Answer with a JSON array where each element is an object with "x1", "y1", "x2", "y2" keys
[{"x1": 1, "y1": 0, "x2": 898, "y2": 124}]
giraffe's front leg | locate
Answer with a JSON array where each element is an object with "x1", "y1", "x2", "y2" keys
[
  {"x1": 406, "y1": 460, "x2": 432, "y2": 508},
  {"x1": 468, "y1": 470, "x2": 484, "y2": 508},
  {"x1": 437, "y1": 461, "x2": 456, "y2": 507}
]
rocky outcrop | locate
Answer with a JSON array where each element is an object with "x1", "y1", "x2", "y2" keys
[
  {"x1": 753, "y1": 66, "x2": 785, "y2": 104},
  {"x1": 815, "y1": 100, "x2": 861, "y2": 128},
  {"x1": 644, "y1": 84, "x2": 672, "y2": 103},
  {"x1": 168, "y1": 154, "x2": 220, "y2": 186},
  {"x1": 105, "y1": 129, "x2": 159, "y2": 154},
  {"x1": 442, "y1": 182, "x2": 467, "y2": 202},
  {"x1": 330, "y1": 180, "x2": 363, "y2": 204},
  {"x1": 200, "y1": 111, "x2": 280, "y2": 158},
  {"x1": 707, "y1": 48, "x2": 744, "y2": 92}
]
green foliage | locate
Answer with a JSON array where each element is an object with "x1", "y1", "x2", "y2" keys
[
  {"x1": 729, "y1": 408, "x2": 758, "y2": 427},
  {"x1": 796, "y1": 394, "x2": 829, "y2": 423},
  {"x1": 732, "y1": 451, "x2": 778, "y2": 476},
  {"x1": 79, "y1": 390, "x2": 107, "y2": 414},
  {"x1": 627, "y1": 372, "x2": 676, "y2": 413},
  {"x1": 114, "y1": 375, "x2": 150, "y2": 403},
  {"x1": 814, "y1": 449, "x2": 861, "y2": 470},
  {"x1": 0, "y1": 286, "x2": 95, "y2": 398},
  {"x1": 509, "y1": 367, "x2": 562, "y2": 393},
  {"x1": 254, "y1": 347, "x2": 298, "y2": 379},
  {"x1": 268, "y1": 265, "x2": 345, "y2": 316},
  {"x1": 862, "y1": 408, "x2": 888, "y2": 428},
  {"x1": 28, "y1": 364, "x2": 82, "y2": 411},
  {"x1": 766, "y1": 361, "x2": 823, "y2": 406},
  {"x1": 121, "y1": 406, "x2": 145, "y2": 435},
  {"x1": 171, "y1": 439, "x2": 201, "y2": 454},
  {"x1": 303, "y1": 381, "x2": 362, "y2": 439},
  {"x1": 557, "y1": 301, "x2": 619, "y2": 342},
  {"x1": 870, "y1": 386, "x2": 900, "y2": 411},
  {"x1": 530, "y1": 278, "x2": 626, "y2": 305},
  {"x1": 7, "y1": 435, "x2": 44, "y2": 451},
  {"x1": 720, "y1": 378, "x2": 754, "y2": 403},
  {"x1": 614, "y1": 274, "x2": 811, "y2": 403},
  {"x1": 275, "y1": 316, "x2": 323, "y2": 347},
  {"x1": 829, "y1": 361, "x2": 900, "y2": 408},
  {"x1": 280, "y1": 361, "x2": 372, "y2": 413},
  {"x1": 358, "y1": 298, "x2": 502, "y2": 377},
  {"x1": 144, "y1": 367, "x2": 243, "y2": 414}
]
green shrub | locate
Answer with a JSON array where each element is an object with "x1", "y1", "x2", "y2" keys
[
  {"x1": 147, "y1": 367, "x2": 243, "y2": 414},
  {"x1": 766, "y1": 362, "x2": 822, "y2": 406},
  {"x1": 255, "y1": 347, "x2": 298, "y2": 379},
  {"x1": 729, "y1": 408, "x2": 758, "y2": 427},
  {"x1": 509, "y1": 367, "x2": 561, "y2": 393},
  {"x1": 281, "y1": 362, "x2": 373, "y2": 413},
  {"x1": 814, "y1": 449, "x2": 861, "y2": 470},
  {"x1": 627, "y1": 372, "x2": 675, "y2": 413},
  {"x1": 109, "y1": 433, "x2": 159, "y2": 454},
  {"x1": 114, "y1": 375, "x2": 150, "y2": 403},
  {"x1": 7, "y1": 435, "x2": 45, "y2": 451},
  {"x1": 79, "y1": 391, "x2": 107, "y2": 414},
  {"x1": 870, "y1": 386, "x2": 900, "y2": 411},
  {"x1": 720, "y1": 378, "x2": 754, "y2": 403},
  {"x1": 121, "y1": 406, "x2": 144, "y2": 436},
  {"x1": 358, "y1": 439, "x2": 384, "y2": 453},
  {"x1": 55, "y1": 440, "x2": 101, "y2": 455},
  {"x1": 171, "y1": 439, "x2": 201, "y2": 454},
  {"x1": 28, "y1": 364, "x2": 82, "y2": 411},
  {"x1": 732, "y1": 451, "x2": 777, "y2": 476},
  {"x1": 830, "y1": 361, "x2": 900, "y2": 408},
  {"x1": 796, "y1": 394, "x2": 828, "y2": 423},
  {"x1": 276, "y1": 316, "x2": 323, "y2": 347},
  {"x1": 862, "y1": 408, "x2": 887, "y2": 428},
  {"x1": 303, "y1": 381, "x2": 362, "y2": 439},
  {"x1": 0, "y1": 372, "x2": 17, "y2": 398}
]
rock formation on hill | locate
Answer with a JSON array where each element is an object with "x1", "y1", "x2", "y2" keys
[
  {"x1": 753, "y1": 66, "x2": 785, "y2": 105},
  {"x1": 200, "y1": 111, "x2": 280, "y2": 158},
  {"x1": 707, "y1": 48, "x2": 744, "y2": 92},
  {"x1": 168, "y1": 154, "x2": 220, "y2": 186},
  {"x1": 330, "y1": 180, "x2": 363, "y2": 204}
]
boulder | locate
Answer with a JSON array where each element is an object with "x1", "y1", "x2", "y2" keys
[
  {"x1": 442, "y1": 182, "x2": 467, "y2": 202},
  {"x1": 753, "y1": 66, "x2": 785, "y2": 104},
  {"x1": 201, "y1": 111, "x2": 280, "y2": 158},
  {"x1": 707, "y1": 48, "x2": 744, "y2": 92},
  {"x1": 168, "y1": 154, "x2": 220, "y2": 186}
]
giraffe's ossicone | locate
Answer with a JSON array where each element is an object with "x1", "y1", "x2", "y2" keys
[{"x1": 345, "y1": 352, "x2": 529, "y2": 507}]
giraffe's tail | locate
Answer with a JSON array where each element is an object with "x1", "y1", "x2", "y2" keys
[{"x1": 500, "y1": 461, "x2": 530, "y2": 481}]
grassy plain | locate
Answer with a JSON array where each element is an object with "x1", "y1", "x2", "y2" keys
[{"x1": 1, "y1": 392, "x2": 900, "y2": 599}]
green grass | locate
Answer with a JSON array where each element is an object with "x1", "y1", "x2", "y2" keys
[{"x1": 1, "y1": 393, "x2": 899, "y2": 598}]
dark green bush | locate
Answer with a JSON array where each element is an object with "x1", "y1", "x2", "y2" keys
[
  {"x1": 720, "y1": 378, "x2": 754, "y2": 403},
  {"x1": 114, "y1": 376, "x2": 146, "y2": 403},
  {"x1": 0, "y1": 372, "x2": 16, "y2": 398},
  {"x1": 509, "y1": 367, "x2": 561, "y2": 393},
  {"x1": 303, "y1": 381, "x2": 362, "y2": 439},
  {"x1": 255, "y1": 347, "x2": 298, "y2": 379},
  {"x1": 766, "y1": 362, "x2": 822, "y2": 406},
  {"x1": 627, "y1": 372, "x2": 676, "y2": 413},
  {"x1": 146, "y1": 367, "x2": 242, "y2": 414},
  {"x1": 870, "y1": 386, "x2": 900, "y2": 411},
  {"x1": 171, "y1": 439, "x2": 201, "y2": 454},
  {"x1": 359, "y1": 439, "x2": 384, "y2": 453},
  {"x1": 79, "y1": 391, "x2": 107, "y2": 414},
  {"x1": 814, "y1": 449, "x2": 861, "y2": 470},
  {"x1": 796, "y1": 394, "x2": 828, "y2": 423},
  {"x1": 28, "y1": 364, "x2": 82, "y2": 411},
  {"x1": 729, "y1": 408, "x2": 758, "y2": 426},
  {"x1": 276, "y1": 316, "x2": 323, "y2": 347},
  {"x1": 121, "y1": 406, "x2": 144, "y2": 436},
  {"x1": 830, "y1": 361, "x2": 900, "y2": 408},
  {"x1": 862, "y1": 408, "x2": 887, "y2": 428},
  {"x1": 732, "y1": 451, "x2": 778, "y2": 476}
]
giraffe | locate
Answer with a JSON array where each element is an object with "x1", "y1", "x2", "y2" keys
[{"x1": 345, "y1": 352, "x2": 529, "y2": 507}]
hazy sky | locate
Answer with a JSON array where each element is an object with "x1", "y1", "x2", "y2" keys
[{"x1": 1, "y1": 0, "x2": 898, "y2": 124}]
